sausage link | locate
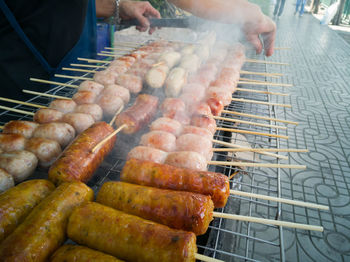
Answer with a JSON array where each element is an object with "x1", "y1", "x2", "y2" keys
[
  {"x1": 97, "y1": 181, "x2": 214, "y2": 235},
  {"x1": 121, "y1": 158, "x2": 229, "y2": 208},
  {"x1": 3, "y1": 120, "x2": 39, "y2": 139},
  {"x1": 67, "y1": 202, "x2": 197, "y2": 262},
  {"x1": 0, "y1": 179, "x2": 54, "y2": 243},
  {"x1": 50, "y1": 245, "x2": 123, "y2": 262},
  {"x1": 48, "y1": 122, "x2": 116, "y2": 185},
  {"x1": 115, "y1": 94, "x2": 159, "y2": 134},
  {"x1": 0, "y1": 182, "x2": 93, "y2": 261},
  {"x1": 0, "y1": 168, "x2": 14, "y2": 193},
  {"x1": 0, "y1": 133, "x2": 26, "y2": 152}
]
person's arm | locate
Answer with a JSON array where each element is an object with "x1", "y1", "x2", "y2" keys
[
  {"x1": 168, "y1": 0, "x2": 276, "y2": 56},
  {"x1": 95, "y1": 0, "x2": 161, "y2": 33}
]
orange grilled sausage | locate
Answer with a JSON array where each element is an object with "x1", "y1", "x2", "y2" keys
[
  {"x1": 121, "y1": 158, "x2": 230, "y2": 208},
  {"x1": 50, "y1": 245, "x2": 123, "y2": 262},
  {"x1": 0, "y1": 179, "x2": 55, "y2": 243},
  {"x1": 97, "y1": 181, "x2": 214, "y2": 235},
  {"x1": 0, "y1": 182, "x2": 93, "y2": 261},
  {"x1": 67, "y1": 202, "x2": 197, "y2": 262},
  {"x1": 48, "y1": 122, "x2": 116, "y2": 185}
]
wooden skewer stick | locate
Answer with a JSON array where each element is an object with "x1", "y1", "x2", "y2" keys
[
  {"x1": 152, "y1": 61, "x2": 166, "y2": 67},
  {"x1": 0, "y1": 105, "x2": 35, "y2": 116},
  {"x1": 91, "y1": 124, "x2": 127, "y2": 153},
  {"x1": 195, "y1": 253, "x2": 224, "y2": 262},
  {"x1": 239, "y1": 77, "x2": 276, "y2": 83},
  {"x1": 70, "y1": 63, "x2": 107, "y2": 69},
  {"x1": 231, "y1": 98, "x2": 292, "y2": 108},
  {"x1": 100, "y1": 50, "x2": 127, "y2": 55},
  {"x1": 0, "y1": 97, "x2": 47, "y2": 109},
  {"x1": 97, "y1": 53, "x2": 127, "y2": 57},
  {"x1": 213, "y1": 148, "x2": 309, "y2": 153},
  {"x1": 275, "y1": 47, "x2": 291, "y2": 50},
  {"x1": 213, "y1": 212, "x2": 323, "y2": 232},
  {"x1": 221, "y1": 110, "x2": 298, "y2": 125},
  {"x1": 54, "y1": 74, "x2": 92, "y2": 81},
  {"x1": 213, "y1": 115, "x2": 287, "y2": 130},
  {"x1": 212, "y1": 139, "x2": 287, "y2": 160},
  {"x1": 109, "y1": 105, "x2": 124, "y2": 126},
  {"x1": 62, "y1": 67, "x2": 97, "y2": 74},
  {"x1": 104, "y1": 46, "x2": 135, "y2": 51},
  {"x1": 208, "y1": 161, "x2": 306, "y2": 169},
  {"x1": 30, "y1": 78, "x2": 79, "y2": 88},
  {"x1": 245, "y1": 59, "x2": 289, "y2": 66},
  {"x1": 216, "y1": 127, "x2": 289, "y2": 139},
  {"x1": 240, "y1": 70, "x2": 283, "y2": 77},
  {"x1": 236, "y1": 88, "x2": 289, "y2": 97},
  {"x1": 77, "y1": 57, "x2": 111, "y2": 64},
  {"x1": 230, "y1": 190, "x2": 329, "y2": 210},
  {"x1": 22, "y1": 90, "x2": 70, "y2": 100},
  {"x1": 0, "y1": 126, "x2": 3, "y2": 129},
  {"x1": 108, "y1": 42, "x2": 140, "y2": 47},
  {"x1": 238, "y1": 81, "x2": 293, "y2": 88}
]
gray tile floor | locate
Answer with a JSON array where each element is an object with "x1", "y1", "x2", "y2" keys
[{"x1": 265, "y1": 2, "x2": 350, "y2": 261}]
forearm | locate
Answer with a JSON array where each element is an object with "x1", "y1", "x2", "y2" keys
[
  {"x1": 95, "y1": 0, "x2": 115, "y2": 18},
  {"x1": 168, "y1": 0, "x2": 263, "y2": 25}
]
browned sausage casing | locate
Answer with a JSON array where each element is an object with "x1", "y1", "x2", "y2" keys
[
  {"x1": 115, "y1": 94, "x2": 159, "y2": 134},
  {"x1": 67, "y1": 202, "x2": 197, "y2": 262},
  {"x1": 121, "y1": 158, "x2": 230, "y2": 208},
  {"x1": 0, "y1": 182, "x2": 93, "y2": 261},
  {"x1": 48, "y1": 122, "x2": 116, "y2": 185},
  {"x1": 0, "y1": 179, "x2": 55, "y2": 243},
  {"x1": 97, "y1": 181, "x2": 214, "y2": 235},
  {"x1": 50, "y1": 245, "x2": 123, "y2": 262}
]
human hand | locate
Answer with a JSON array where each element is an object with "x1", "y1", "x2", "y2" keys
[
  {"x1": 243, "y1": 13, "x2": 276, "y2": 56},
  {"x1": 119, "y1": 1, "x2": 161, "y2": 34}
]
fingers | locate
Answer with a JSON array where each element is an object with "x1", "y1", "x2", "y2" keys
[
  {"x1": 144, "y1": 2, "x2": 161, "y2": 19},
  {"x1": 246, "y1": 34, "x2": 263, "y2": 55}
]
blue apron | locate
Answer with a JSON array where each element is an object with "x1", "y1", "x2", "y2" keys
[{"x1": 0, "y1": 0, "x2": 97, "y2": 78}]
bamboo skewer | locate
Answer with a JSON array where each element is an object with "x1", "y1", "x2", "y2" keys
[
  {"x1": 212, "y1": 139, "x2": 287, "y2": 160},
  {"x1": 77, "y1": 57, "x2": 111, "y2": 64},
  {"x1": 240, "y1": 70, "x2": 283, "y2": 77},
  {"x1": 0, "y1": 105, "x2": 35, "y2": 116},
  {"x1": 23, "y1": 90, "x2": 70, "y2": 100},
  {"x1": 195, "y1": 253, "x2": 223, "y2": 262},
  {"x1": 104, "y1": 46, "x2": 135, "y2": 51},
  {"x1": 230, "y1": 190, "x2": 329, "y2": 210},
  {"x1": 213, "y1": 212, "x2": 323, "y2": 232},
  {"x1": 231, "y1": 98, "x2": 291, "y2": 108},
  {"x1": 62, "y1": 67, "x2": 97, "y2": 74},
  {"x1": 213, "y1": 148, "x2": 309, "y2": 153},
  {"x1": 221, "y1": 110, "x2": 298, "y2": 125},
  {"x1": 213, "y1": 115, "x2": 287, "y2": 130},
  {"x1": 70, "y1": 63, "x2": 107, "y2": 69},
  {"x1": 215, "y1": 127, "x2": 289, "y2": 139},
  {"x1": 30, "y1": 78, "x2": 79, "y2": 88},
  {"x1": 91, "y1": 124, "x2": 127, "y2": 153},
  {"x1": 0, "y1": 97, "x2": 47, "y2": 109},
  {"x1": 245, "y1": 59, "x2": 289, "y2": 66},
  {"x1": 109, "y1": 105, "x2": 124, "y2": 126},
  {"x1": 97, "y1": 53, "x2": 127, "y2": 57},
  {"x1": 236, "y1": 88, "x2": 289, "y2": 96},
  {"x1": 238, "y1": 81, "x2": 293, "y2": 87},
  {"x1": 274, "y1": 47, "x2": 291, "y2": 50},
  {"x1": 208, "y1": 161, "x2": 306, "y2": 169},
  {"x1": 0, "y1": 126, "x2": 3, "y2": 129},
  {"x1": 54, "y1": 74, "x2": 92, "y2": 81}
]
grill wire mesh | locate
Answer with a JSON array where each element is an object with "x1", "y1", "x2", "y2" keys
[{"x1": 0, "y1": 42, "x2": 291, "y2": 262}]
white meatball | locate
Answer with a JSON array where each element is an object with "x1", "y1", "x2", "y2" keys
[
  {"x1": 78, "y1": 80, "x2": 105, "y2": 95},
  {"x1": 3, "y1": 120, "x2": 39, "y2": 139},
  {"x1": 0, "y1": 134, "x2": 26, "y2": 152},
  {"x1": 61, "y1": 113, "x2": 95, "y2": 134},
  {"x1": 102, "y1": 84, "x2": 130, "y2": 104},
  {"x1": 127, "y1": 146, "x2": 167, "y2": 164},
  {"x1": 75, "y1": 104, "x2": 103, "y2": 121},
  {"x1": 49, "y1": 99, "x2": 77, "y2": 114},
  {"x1": 150, "y1": 117, "x2": 183, "y2": 137},
  {"x1": 176, "y1": 134, "x2": 213, "y2": 161},
  {"x1": 140, "y1": 131, "x2": 176, "y2": 152},
  {"x1": 164, "y1": 151, "x2": 207, "y2": 171}
]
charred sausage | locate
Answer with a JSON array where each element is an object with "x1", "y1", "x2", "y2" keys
[{"x1": 3, "y1": 120, "x2": 39, "y2": 139}]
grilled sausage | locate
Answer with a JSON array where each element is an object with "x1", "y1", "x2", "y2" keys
[
  {"x1": 116, "y1": 74, "x2": 143, "y2": 94},
  {"x1": 48, "y1": 122, "x2": 116, "y2": 185},
  {"x1": 165, "y1": 67, "x2": 187, "y2": 97},
  {"x1": 158, "y1": 51, "x2": 181, "y2": 68},
  {"x1": 33, "y1": 108, "x2": 63, "y2": 124},
  {"x1": 72, "y1": 91, "x2": 98, "y2": 105},
  {"x1": 140, "y1": 130, "x2": 177, "y2": 152},
  {"x1": 127, "y1": 146, "x2": 167, "y2": 164},
  {"x1": 0, "y1": 179, "x2": 54, "y2": 243},
  {"x1": 3, "y1": 120, "x2": 39, "y2": 139},
  {"x1": 150, "y1": 117, "x2": 183, "y2": 137},
  {"x1": 179, "y1": 54, "x2": 200, "y2": 74},
  {"x1": 160, "y1": 98, "x2": 186, "y2": 118},
  {"x1": 93, "y1": 70, "x2": 117, "y2": 85},
  {"x1": 32, "y1": 122, "x2": 76, "y2": 148},
  {"x1": 61, "y1": 112, "x2": 95, "y2": 134},
  {"x1": 0, "y1": 150, "x2": 38, "y2": 183},
  {"x1": 0, "y1": 168, "x2": 14, "y2": 193},
  {"x1": 78, "y1": 80, "x2": 105, "y2": 95},
  {"x1": 181, "y1": 126, "x2": 213, "y2": 141},
  {"x1": 75, "y1": 103, "x2": 103, "y2": 121},
  {"x1": 165, "y1": 151, "x2": 207, "y2": 171},
  {"x1": 121, "y1": 158, "x2": 229, "y2": 208},
  {"x1": 206, "y1": 97, "x2": 223, "y2": 116},
  {"x1": 50, "y1": 245, "x2": 123, "y2": 262},
  {"x1": 145, "y1": 64, "x2": 169, "y2": 89},
  {"x1": 191, "y1": 115, "x2": 217, "y2": 135},
  {"x1": 67, "y1": 202, "x2": 197, "y2": 262},
  {"x1": 25, "y1": 137, "x2": 62, "y2": 168},
  {"x1": 49, "y1": 99, "x2": 77, "y2": 114},
  {"x1": 115, "y1": 94, "x2": 159, "y2": 134},
  {"x1": 0, "y1": 182, "x2": 93, "y2": 261},
  {"x1": 176, "y1": 134, "x2": 213, "y2": 161},
  {"x1": 97, "y1": 181, "x2": 214, "y2": 235},
  {"x1": 0, "y1": 133, "x2": 26, "y2": 152},
  {"x1": 97, "y1": 95, "x2": 124, "y2": 119},
  {"x1": 102, "y1": 84, "x2": 130, "y2": 104}
]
